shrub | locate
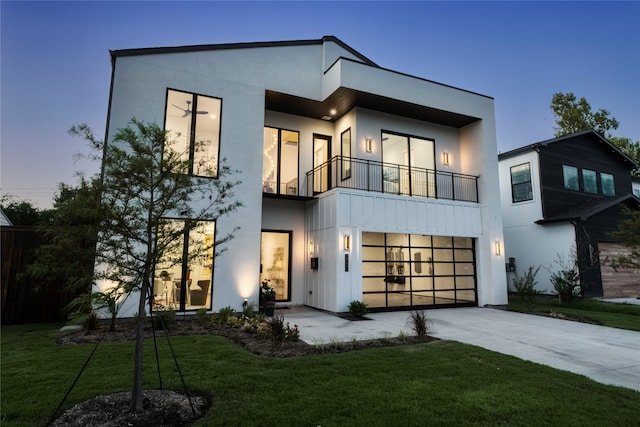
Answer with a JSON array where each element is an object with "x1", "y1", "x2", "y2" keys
[
  {"x1": 152, "y1": 308, "x2": 176, "y2": 330},
  {"x1": 511, "y1": 266, "x2": 541, "y2": 308},
  {"x1": 217, "y1": 306, "x2": 235, "y2": 325},
  {"x1": 242, "y1": 300, "x2": 256, "y2": 318},
  {"x1": 258, "y1": 315, "x2": 300, "y2": 346},
  {"x1": 407, "y1": 311, "x2": 431, "y2": 337},
  {"x1": 267, "y1": 314, "x2": 287, "y2": 346},
  {"x1": 551, "y1": 268, "x2": 580, "y2": 303},
  {"x1": 285, "y1": 322, "x2": 300, "y2": 342},
  {"x1": 195, "y1": 308, "x2": 210, "y2": 326},
  {"x1": 348, "y1": 300, "x2": 368, "y2": 318}
]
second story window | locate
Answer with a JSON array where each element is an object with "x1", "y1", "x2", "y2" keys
[
  {"x1": 165, "y1": 89, "x2": 221, "y2": 178},
  {"x1": 601, "y1": 173, "x2": 615, "y2": 196},
  {"x1": 510, "y1": 163, "x2": 533, "y2": 203},
  {"x1": 563, "y1": 165, "x2": 579, "y2": 191},
  {"x1": 583, "y1": 169, "x2": 598, "y2": 194},
  {"x1": 341, "y1": 129, "x2": 352, "y2": 180},
  {"x1": 263, "y1": 127, "x2": 299, "y2": 195}
]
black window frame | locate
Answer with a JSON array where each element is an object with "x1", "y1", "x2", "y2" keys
[
  {"x1": 163, "y1": 88, "x2": 222, "y2": 179},
  {"x1": 262, "y1": 126, "x2": 300, "y2": 196},
  {"x1": 563, "y1": 165, "x2": 579, "y2": 191},
  {"x1": 510, "y1": 162, "x2": 533, "y2": 203}
]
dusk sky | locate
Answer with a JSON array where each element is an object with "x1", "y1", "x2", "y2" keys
[{"x1": 2, "y1": 1, "x2": 639, "y2": 208}]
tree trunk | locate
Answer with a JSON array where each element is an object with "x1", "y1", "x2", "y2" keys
[{"x1": 130, "y1": 278, "x2": 149, "y2": 412}]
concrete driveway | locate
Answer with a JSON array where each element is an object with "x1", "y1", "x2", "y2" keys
[{"x1": 281, "y1": 306, "x2": 640, "y2": 392}]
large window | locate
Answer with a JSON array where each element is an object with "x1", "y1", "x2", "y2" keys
[
  {"x1": 164, "y1": 89, "x2": 221, "y2": 177},
  {"x1": 510, "y1": 163, "x2": 533, "y2": 203},
  {"x1": 381, "y1": 131, "x2": 435, "y2": 197},
  {"x1": 263, "y1": 127, "x2": 299, "y2": 195},
  {"x1": 563, "y1": 165, "x2": 579, "y2": 191},
  {"x1": 154, "y1": 220, "x2": 215, "y2": 311},
  {"x1": 583, "y1": 169, "x2": 598, "y2": 194},
  {"x1": 362, "y1": 232, "x2": 476, "y2": 309},
  {"x1": 601, "y1": 173, "x2": 615, "y2": 196}
]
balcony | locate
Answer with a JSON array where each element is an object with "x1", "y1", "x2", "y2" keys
[{"x1": 306, "y1": 156, "x2": 478, "y2": 203}]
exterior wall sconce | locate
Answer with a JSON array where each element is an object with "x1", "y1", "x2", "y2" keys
[
  {"x1": 366, "y1": 138, "x2": 372, "y2": 153},
  {"x1": 443, "y1": 152, "x2": 449, "y2": 165},
  {"x1": 495, "y1": 240, "x2": 501, "y2": 255},
  {"x1": 344, "y1": 234, "x2": 350, "y2": 251},
  {"x1": 242, "y1": 298, "x2": 248, "y2": 308}
]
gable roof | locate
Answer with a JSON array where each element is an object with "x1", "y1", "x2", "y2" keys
[
  {"x1": 536, "y1": 194, "x2": 640, "y2": 224},
  {"x1": 0, "y1": 208, "x2": 13, "y2": 226},
  {"x1": 499, "y1": 130, "x2": 639, "y2": 169}
]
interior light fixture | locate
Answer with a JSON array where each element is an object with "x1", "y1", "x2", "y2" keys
[
  {"x1": 495, "y1": 240, "x2": 501, "y2": 255},
  {"x1": 308, "y1": 241, "x2": 314, "y2": 255},
  {"x1": 366, "y1": 138, "x2": 372, "y2": 153},
  {"x1": 443, "y1": 152, "x2": 449, "y2": 165},
  {"x1": 344, "y1": 234, "x2": 350, "y2": 251}
]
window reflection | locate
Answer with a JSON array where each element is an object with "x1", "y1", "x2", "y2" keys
[
  {"x1": 362, "y1": 232, "x2": 476, "y2": 308},
  {"x1": 165, "y1": 89, "x2": 221, "y2": 177},
  {"x1": 154, "y1": 219, "x2": 215, "y2": 311}
]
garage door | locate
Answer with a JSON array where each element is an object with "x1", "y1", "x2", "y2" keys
[{"x1": 599, "y1": 242, "x2": 640, "y2": 298}]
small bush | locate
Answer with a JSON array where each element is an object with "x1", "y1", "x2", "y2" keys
[
  {"x1": 257, "y1": 315, "x2": 300, "y2": 346},
  {"x1": 217, "y1": 306, "x2": 235, "y2": 325},
  {"x1": 348, "y1": 300, "x2": 368, "y2": 318},
  {"x1": 195, "y1": 308, "x2": 210, "y2": 326},
  {"x1": 551, "y1": 268, "x2": 580, "y2": 303},
  {"x1": 512, "y1": 266, "x2": 541, "y2": 308},
  {"x1": 267, "y1": 314, "x2": 287, "y2": 346},
  {"x1": 407, "y1": 311, "x2": 430, "y2": 337},
  {"x1": 152, "y1": 308, "x2": 176, "y2": 330},
  {"x1": 242, "y1": 300, "x2": 256, "y2": 318}
]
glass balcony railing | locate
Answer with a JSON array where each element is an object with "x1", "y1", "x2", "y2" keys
[{"x1": 305, "y1": 156, "x2": 478, "y2": 203}]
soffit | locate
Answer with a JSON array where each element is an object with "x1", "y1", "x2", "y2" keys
[{"x1": 265, "y1": 87, "x2": 480, "y2": 128}]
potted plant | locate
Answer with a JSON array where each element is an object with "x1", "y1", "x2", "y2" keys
[{"x1": 259, "y1": 279, "x2": 276, "y2": 316}]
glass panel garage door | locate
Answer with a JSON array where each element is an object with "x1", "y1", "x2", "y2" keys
[{"x1": 362, "y1": 232, "x2": 476, "y2": 309}]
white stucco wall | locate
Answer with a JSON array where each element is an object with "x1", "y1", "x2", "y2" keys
[{"x1": 498, "y1": 150, "x2": 576, "y2": 294}]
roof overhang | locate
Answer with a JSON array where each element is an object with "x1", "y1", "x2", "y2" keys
[{"x1": 265, "y1": 87, "x2": 480, "y2": 128}]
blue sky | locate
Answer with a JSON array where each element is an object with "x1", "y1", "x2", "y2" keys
[{"x1": 2, "y1": 1, "x2": 639, "y2": 208}]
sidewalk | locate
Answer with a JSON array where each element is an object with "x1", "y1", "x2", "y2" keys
[{"x1": 280, "y1": 305, "x2": 640, "y2": 392}]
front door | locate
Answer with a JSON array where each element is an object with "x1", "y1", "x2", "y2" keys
[
  {"x1": 313, "y1": 134, "x2": 331, "y2": 193},
  {"x1": 260, "y1": 231, "x2": 291, "y2": 301}
]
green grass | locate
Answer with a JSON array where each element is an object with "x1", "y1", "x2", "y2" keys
[
  {"x1": 2, "y1": 323, "x2": 639, "y2": 426},
  {"x1": 507, "y1": 297, "x2": 640, "y2": 331}
]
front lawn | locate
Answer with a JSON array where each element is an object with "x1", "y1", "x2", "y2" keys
[
  {"x1": 2, "y1": 323, "x2": 639, "y2": 426},
  {"x1": 507, "y1": 296, "x2": 640, "y2": 331}
]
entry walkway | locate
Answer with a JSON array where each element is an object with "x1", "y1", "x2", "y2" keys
[{"x1": 278, "y1": 306, "x2": 640, "y2": 392}]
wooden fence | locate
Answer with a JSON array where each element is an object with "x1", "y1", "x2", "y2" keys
[{"x1": 1, "y1": 226, "x2": 81, "y2": 325}]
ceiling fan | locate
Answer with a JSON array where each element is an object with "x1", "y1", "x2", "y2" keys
[{"x1": 172, "y1": 100, "x2": 208, "y2": 117}]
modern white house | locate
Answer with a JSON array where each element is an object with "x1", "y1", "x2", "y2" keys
[
  {"x1": 498, "y1": 130, "x2": 639, "y2": 298},
  {"x1": 100, "y1": 36, "x2": 508, "y2": 317}
]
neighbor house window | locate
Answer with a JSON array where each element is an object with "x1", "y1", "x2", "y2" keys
[
  {"x1": 583, "y1": 169, "x2": 598, "y2": 194},
  {"x1": 263, "y1": 127, "x2": 299, "y2": 195},
  {"x1": 563, "y1": 165, "x2": 579, "y2": 191},
  {"x1": 154, "y1": 219, "x2": 215, "y2": 311},
  {"x1": 164, "y1": 89, "x2": 221, "y2": 177},
  {"x1": 341, "y1": 128, "x2": 351, "y2": 180},
  {"x1": 510, "y1": 163, "x2": 533, "y2": 203},
  {"x1": 601, "y1": 173, "x2": 615, "y2": 196}
]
